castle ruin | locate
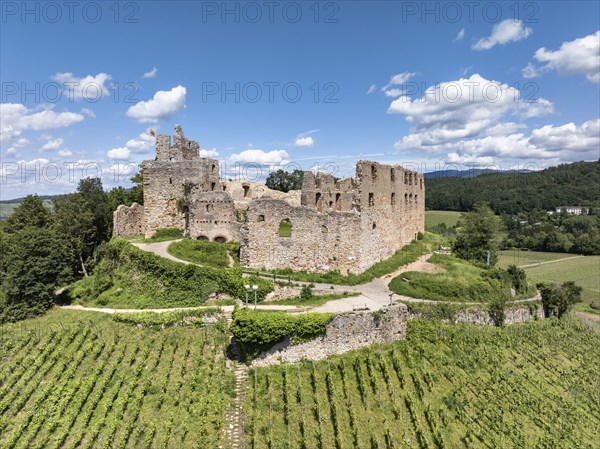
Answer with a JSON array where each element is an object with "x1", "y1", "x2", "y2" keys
[{"x1": 114, "y1": 125, "x2": 425, "y2": 274}]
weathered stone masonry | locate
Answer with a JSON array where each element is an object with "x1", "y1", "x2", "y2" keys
[
  {"x1": 240, "y1": 161, "x2": 425, "y2": 274},
  {"x1": 114, "y1": 126, "x2": 425, "y2": 275}
]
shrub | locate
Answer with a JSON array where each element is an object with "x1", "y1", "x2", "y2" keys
[
  {"x1": 488, "y1": 294, "x2": 507, "y2": 327},
  {"x1": 538, "y1": 281, "x2": 583, "y2": 319},
  {"x1": 66, "y1": 238, "x2": 273, "y2": 309},
  {"x1": 112, "y1": 309, "x2": 220, "y2": 328},
  {"x1": 230, "y1": 308, "x2": 334, "y2": 360},
  {"x1": 300, "y1": 285, "x2": 313, "y2": 301}
]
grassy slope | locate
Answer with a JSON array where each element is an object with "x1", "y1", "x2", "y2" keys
[
  {"x1": 245, "y1": 318, "x2": 600, "y2": 449},
  {"x1": 167, "y1": 239, "x2": 230, "y2": 268},
  {"x1": 0, "y1": 308, "x2": 234, "y2": 449},
  {"x1": 499, "y1": 250, "x2": 600, "y2": 311},
  {"x1": 425, "y1": 210, "x2": 462, "y2": 229},
  {"x1": 389, "y1": 254, "x2": 535, "y2": 302}
]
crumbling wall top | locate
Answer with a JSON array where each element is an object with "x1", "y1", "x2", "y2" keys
[{"x1": 155, "y1": 125, "x2": 200, "y2": 162}]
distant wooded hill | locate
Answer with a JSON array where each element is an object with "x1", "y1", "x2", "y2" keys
[{"x1": 425, "y1": 161, "x2": 600, "y2": 214}]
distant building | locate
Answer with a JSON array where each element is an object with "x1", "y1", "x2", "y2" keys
[{"x1": 553, "y1": 206, "x2": 590, "y2": 215}]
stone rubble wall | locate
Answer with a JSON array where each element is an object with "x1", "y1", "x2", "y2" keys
[
  {"x1": 251, "y1": 304, "x2": 408, "y2": 366},
  {"x1": 113, "y1": 203, "x2": 144, "y2": 237},
  {"x1": 408, "y1": 305, "x2": 544, "y2": 326},
  {"x1": 240, "y1": 199, "x2": 363, "y2": 274},
  {"x1": 242, "y1": 161, "x2": 425, "y2": 274}
]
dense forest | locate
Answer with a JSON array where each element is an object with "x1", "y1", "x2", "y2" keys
[{"x1": 425, "y1": 161, "x2": 600, "y2": 214}]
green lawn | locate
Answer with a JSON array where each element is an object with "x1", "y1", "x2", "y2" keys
[
  {"x1": 498, "y1": 250, "x2": 600, "y2": 307},
  {"x1": 167, "y1": 239, "x2": 232, "y2": 268},
  {"x1": 425, "y1": 210, "x2": 462, "y2": 229}
]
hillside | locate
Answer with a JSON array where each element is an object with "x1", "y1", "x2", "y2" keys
[
  {"x1": 425, "y1": 161, "x2": 600, "y2": 214},
  {"x1": 246, "y1": 319, "x2": 600, "y2": 449},
  {"x1": 0, "y1": 309, "x2": 234, "y2": 449}
]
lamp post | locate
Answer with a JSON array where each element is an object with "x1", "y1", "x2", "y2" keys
[
  {"x1": 252, "y1": 285, "x2": 258, "y2": 310},
  {"x1": 244, "y1": 284, "x2": 251, "y2": 308}
]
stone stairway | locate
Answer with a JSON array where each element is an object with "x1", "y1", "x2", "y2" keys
[{"x1": 223, "y1": 312, "x2": 248, "y2": 449}]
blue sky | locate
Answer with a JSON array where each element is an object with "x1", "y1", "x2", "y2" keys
[{"x1": 1, "y1": 1, "x2": 599, "y2": 199}]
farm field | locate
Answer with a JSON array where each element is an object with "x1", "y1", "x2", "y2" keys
[
  {"x1": 498, "y1": 250, "x2": 600, "y2": 307},
  {"x1": 424, "y1": 210, "x2": 462, "y2": 229},
  {"x1": 0, "y1": 309, "x2": 235, "y2": 449},
  {"x1": 0, "y1": 199, "x2": 53, "y2": 220},
  {"x1": 245, "y1": 319, "x2": 600, "y2": 449}
]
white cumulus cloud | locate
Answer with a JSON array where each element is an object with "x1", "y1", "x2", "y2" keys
[
  {"x1": 107, "y1": 147, "x2": 131, "y2": 160},
  {"x1": 294, "y1": 136, "x2": 314, "y2": 148},
  {"x1": 228, "y1": 149, "x2": 290, "y2": 165},
  {"x1": 522, "y1": 31, "x2": 600, "y2": 83},
  {"x1": 57, "y1": 149, "x2": 74, "y2": 158},
  {"x1": 200, "y1": 148, "x2": 220, "y2": 158},
  {"x1": 367, "y1": 84, "x2": 377, "y2": 95},
  {"x1": 125, "y1": 129, "x2": 156, "y2": 153},
  {"x1": 52, "y1": 72, "x2": 112, "y2": 101},
  {"x1": 126, "y1": 85, "x2": 186, "y2": 123},
  {"x1": 0, "y1": 103, "x2": 84, "y2": 146},
  {"x1": 40, "y1": 138, "x2": 64, "y2": 152},
  {"x1": 473, "y1": 19, "x2": 532, "y2": 50}
]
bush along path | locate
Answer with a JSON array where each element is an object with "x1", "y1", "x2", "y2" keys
[{"x1": 223, "y1": 312, "x2": 248, "y2": 449}]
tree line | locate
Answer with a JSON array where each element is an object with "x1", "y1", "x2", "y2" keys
[
  {"x1": 425, "y1": 161, "x2": 600, "y2": 214},
  {"x1": 0, "y1": 175, "x2": 142, "y2": 323}
]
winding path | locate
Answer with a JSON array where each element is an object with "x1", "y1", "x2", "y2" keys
[{"x1": 74, "y1": 240, "x2": 540, "y2": 315}]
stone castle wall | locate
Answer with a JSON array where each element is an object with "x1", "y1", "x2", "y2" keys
[
  {"x1": 252, "y1": 304, "x2": 408, "y2": 366},
  {"x1": 113, "y1": 203, "x2": 144, "y2": 237},
  {"x1": 241, "y1": 161, "x2": 425, "y2": 274},
  {"x1": 354, "y1": 161, "x2": 425, "y2": 272},
  {"x1": 240, "y1": 199, "x2": 363, "y2": 273},
  {"x1": 187, "y1": 191, "x2": 241, "y2": 242},
  {"x1": 114, "y1": 126, "x2": 425, "y2": 273}
]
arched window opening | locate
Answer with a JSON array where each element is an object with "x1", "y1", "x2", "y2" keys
[
  {"x1": 214, "y1": 236, "x2": 227, "y2": 243},
  {"x1": 371, "y1": 165, "x2": 377, "y2": 180},
  {"x1": 243, "y1": 185, "x2": 250, "y2": 198},
  {"x1": 278, "y1": 219, "x2": 292, "y2": 238},
  {"x1": 258, "y1": 215, "x2": 265, "y2": 222},
  {"x1": 391, "y1": 192, "x2": 396, "y2": 206},
  {"x1": 368, "y1": 193, "x2": 374, "y2": 207}
]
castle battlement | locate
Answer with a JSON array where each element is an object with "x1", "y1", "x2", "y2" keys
[{"x1": 155, "y1": 124, "x2": 200, "y2": 162}]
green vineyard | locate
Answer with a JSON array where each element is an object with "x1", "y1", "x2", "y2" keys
[
  {"x1": 0, "y1": 310, "x2": 235, "y2": 449},
  {"x1": 245, "y1": 319, "x2": 600, "y2": 449}
]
